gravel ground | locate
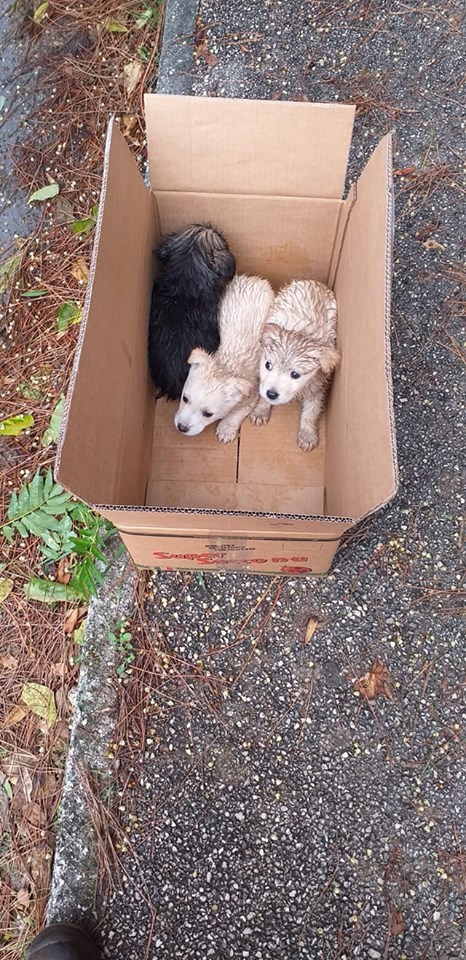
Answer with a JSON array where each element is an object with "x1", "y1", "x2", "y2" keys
[{"x1": 99, "y1": 2, "x2": 465, "y2": 958}]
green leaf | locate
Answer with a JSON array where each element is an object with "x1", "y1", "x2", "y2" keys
[
  {"x1": 28, "y1": 471, "x2": 43, "y2": 511},
  {"x1": 24, "y1": 578, "x2": 81, "y2": 604},
  {"x1": 41, "y1": 395, "x2": 65, "y2": 446},
  {"x1": 20, "y1": 289, "x2": 48, "y2": 298},
  {"x1": 73, "y1": 622, "x2": 86, "y2": 646},
  {"x1": 138, "y1": 45, "x2": 150, "y2": 62},
  {"x1": 0, "y1": 248, "x2": 23, "y2": 294},
  {"x1": 18, "y1": 381, "x2": 43, "y2": 401},
  {"x1": 20, "y1": 681, "x2": 56, "y2": 727},
  {"x1": 57, "y1": 301, "x2": 81, "y2": 332},
  {"x1": 135, "y1": 7, "x2": 154, "y2": 28},
  {"x1": 43, "y1": 467, "x2": 54, "y2": 498},
  {"x1": 71, "y1": 218, "x2": 94, "y2": 236},
  {"x1": 103, "y1": 19, "x2": 128, "y2": 32},
  {"x1": 2, "y1": 525, "x2": 14, "y2": 542},
  {"x1": 0, "y1": 95, "x2": 6, "y2": 112},
  {"x1": 0, "y1": 414, "x2": 34, "y2": 436},
  {"x1": 33, "y1": 1, "x2": 49, "y2": 22},
  {"x1": 2, "y1": 778, "x2": 13, "y2": 800},
  {"x1": 0, "y1": 578, "x2": 14, "y2": 603},
  {"x1": 29, "y1": 182, "x2": 59, "y2": 202}
]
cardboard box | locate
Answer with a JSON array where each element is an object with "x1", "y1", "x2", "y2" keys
[{"x1": 55, "y1": 95, "x2": 398, "y2": 575}]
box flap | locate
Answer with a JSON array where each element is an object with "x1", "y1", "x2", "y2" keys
[
  {"x1": 145, "y1": 94, "x2": 355, "y2": 199},
  {"x1": 55, "y1": 120, "x2": 159, "y2": 506},
  {"x1": 325, "y1": 133, "x2": 398, "y2": 521}
]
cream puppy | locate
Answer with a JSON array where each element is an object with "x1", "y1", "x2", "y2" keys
[
  {"x1": 174, "y1": 274, "x2": 274, "y2": 442},
  {"x1": 254, "y1": 279, "x2": 340, "y2": 450}
]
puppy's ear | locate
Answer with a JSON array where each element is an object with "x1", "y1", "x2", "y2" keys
[
  {"x1": 227, "y1": 377, "x2": 253, "y2": 405},
  {"x1": 318, "y1": 345, "x2": 340, "y2": 376},
  {"x1": 261, "y1": 323, "x2": 281, "y2": 348},
  {"x1": 187, "y1": 348, "x2": 210, "y2": 367}
]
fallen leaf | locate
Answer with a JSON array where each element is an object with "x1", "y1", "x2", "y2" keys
[
  {"x1": 196, "y1": 40, "x2": 218, "y2": 67},
  {"x1": 415, "y1": 220, "x2": 441, "y2": 242},
  {"x1": 28, "y1": 182, "x2": 59, "y2": 203},
  {"x1": 1, "y1": 750, "x2": 36, "y2": 803},
  {"x1": 70, "y1": 257, "x2": 89, "y2": 282},
  {"x1": 56, "y1": 558, "x2": 71, "y2": 586},
  {"x1": 14, "y1": 888, "x2": 31, "y2": 911},
  {"x1": 0, "y1": 414, "x2": 34, "y2": 436},
  {"x1": 21, "y1": 800, "x2": 43, "y2": 828},
  {"x1": 55, "y1": 196, "x2": 75, "y2": 224},
  {"x1": 73, "y1": 621, "x2": 86, "y2": 646},
  {"x1": 33, "y1": 1, "x2": 49, "y2": 23},
  {"x1": 422, "y1": 238, "x2": 445, "y2": 251},
  {"x1": 57, "y1": 301, "x2": 81, "y2": 333},
  {"x1": 20, "y1": 682, "x2": 57, "y2": 728},
  {"x1": 304, "y1": 616, "x2": 319, "y2": 644},
  {"x1": 29, "y1": 844, "x2": 52, "y2": 901},
  {"x1": 121, "y1": 113, "x2": 138, "y2": 137},
  {"x1": 0, "y1": 578, "x2": 14, "y2": 602},
  {"x1": 49, "y1": 661, "x2": 67, "y2": 679},
  {"x1": 41, "y1": 395, "x2": 65, "y2": 447},
  {"x1": 1, "y1": 774, "x2": 13, "y2": 800},
  {"x1": 393, "y1": 166, "x2": 416, "y2": 176},
  {"x1": 0, "y1": 653, "x2": 18, "y2": 672},
  {"x1": 2, "y1": 705, "x2": 28, "y2": 728},
  {"x1": 24, "y1": 578, "x2": 81, "y2": 604},
  {"x1": 20, "y1": 288, "x2": 47, "y2": 298},
  {"x1": 63, "y1": 607, "x2": 79, "y2": 633},
  {"x1": 103, "y1": 18, "x2": 128, "y2": 32},
  {"x1": 354, "y1": 659, "x2": 393, "y2": 700},
  {"x1": 390, "y1": 908, "x2": 405, "y2": 937},
  {"x1": 0, "y1": 248, "x2": 24, "y2": 294},
  {"x1": 123, "y1": 59, "x2": 144, "y2": 96}
]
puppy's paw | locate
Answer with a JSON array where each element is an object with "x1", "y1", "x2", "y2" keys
[
  {"x1": 249, "y1": 408, "x2": 270, "y2": 427},
  {"x1": 249, "y1": 398, "x2": 271, "y2": 427},
  {"x1": 297, "y1": 429, "x2": 318, "y2": 452},
  {"x1": 216, "y1": 421, "x2": 239, "y2": 444}
]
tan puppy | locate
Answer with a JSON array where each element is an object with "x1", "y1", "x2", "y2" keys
[
  {"x1": 174, "y1": 274, "x2": 274, "y2": 443},
  {"x1": 253, "y1": 279, "x2": 340, "y2": 450}
]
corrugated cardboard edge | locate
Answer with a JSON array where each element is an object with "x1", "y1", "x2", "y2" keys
[
  {"x1": 54, "y1": 119, "x2": 115, "y2": 482},
  {"x1": 360, "y1": 131, "x2": 399, "y2": 521},
  {"x1": 329, "y1": 132, "x2": 399, "y2": 524}
]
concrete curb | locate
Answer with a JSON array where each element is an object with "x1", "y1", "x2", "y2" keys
[
  {"x1": 156, "y1": 0, "x2": 199, "y2": 94},
  {"x1": 47, "y1": 545, "x2": 138, "y2": 927},
  {"x1": 48, "y1": 0, "x2": 200, "y2": 928}
]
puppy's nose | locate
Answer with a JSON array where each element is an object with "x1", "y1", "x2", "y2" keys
[
  {"x1": 177, "y1": 422, "x2": 190, "y2": 434},
  {"x1": 266, "y1": 389, "x2": 279, "y2": 401}
]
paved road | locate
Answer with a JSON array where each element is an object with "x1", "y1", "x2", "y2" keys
[{"x1": 99, "y1": 2, "x2": 465, "y2": 957}]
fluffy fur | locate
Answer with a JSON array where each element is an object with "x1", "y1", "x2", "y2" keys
[
  {"x1": 254, "y1": 279, "x2": 340, "y2": 450},
  {"x1": 174, "y1": 275, "x2": 274, "y2": 442},
  {"x1": 148, "y1": 224, "x2": 236, "y2": 400}
]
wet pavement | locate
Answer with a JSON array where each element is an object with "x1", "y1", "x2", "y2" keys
[{"x1": 0, "y1": 0, "x2": 37, "y2": 249}]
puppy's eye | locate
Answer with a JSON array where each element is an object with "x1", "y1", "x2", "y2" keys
[
  {"x1": 290, "y1": 371, "x2": 301, "y2": 380},
  {"x1": 265, "y1": 360, "x2": 272, "y2": 371},
  {"x1": 202, "y1": 410, "x2": 213, "y2": 419},
  {"x1": 182, "y1": 395, "x2": 188, "y2": 403}
]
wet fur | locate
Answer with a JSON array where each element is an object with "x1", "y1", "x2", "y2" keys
[
  {"x1": 255, "y1": 279, "x2": 340, "y2": 450},
  {"x1": 174, "y1": 275, "x2": 274, "y2": 442},
  {"x1": 148, "y1": 224, "x2": 236, "y2": 400}
]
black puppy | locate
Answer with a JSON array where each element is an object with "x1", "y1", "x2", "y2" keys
[{"x1": 148, "y1": 224, "x2": 236, "y2": 399}]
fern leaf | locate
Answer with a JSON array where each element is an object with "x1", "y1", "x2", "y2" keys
[
  {"x1": 43, "y1": 467, "x2": 54, "y2": 499},
  {"x1": 7, "y1": 490, "x2": 19, "y2": 520},
  {"x1": 29, "y1": 470, "x2": 44, "y2": 511}
]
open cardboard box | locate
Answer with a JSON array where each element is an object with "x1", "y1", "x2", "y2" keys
[{"x1": 55, "y1": 95, "x2": 398, "y2": 575}]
